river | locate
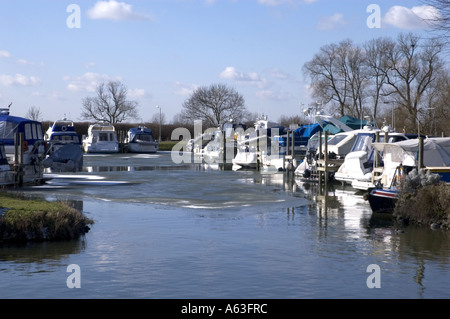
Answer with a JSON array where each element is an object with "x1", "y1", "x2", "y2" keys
[{"x1": 0, "y1": 152, "x2": 449, "y2": 299}]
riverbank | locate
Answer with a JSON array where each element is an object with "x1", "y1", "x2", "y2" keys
[
  {"x1": 0, "y1": 192, "x2": 94, "y2": 243},
  {"x1": 394, "y1": 182, "x2": 450, "y2": 230}
]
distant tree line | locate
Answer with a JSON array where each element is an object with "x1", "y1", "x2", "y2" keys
[{"x1": 303, "y1": 32, "x2": 449, "y2": 135}]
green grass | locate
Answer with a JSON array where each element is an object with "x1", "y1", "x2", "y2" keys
[
  {"x1": 158, "y1": 140, "x2": 187, "y2": 151},
  {"x1": 0, "y1": 193, "x2": 94, "y2": 243}
]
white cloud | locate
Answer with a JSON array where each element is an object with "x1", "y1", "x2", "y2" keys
[
  {"x1": 64, "y1": 72, "x2": 122, "y2": 92},
  {"x1": 257, "y1": 0, "x2": 312, "y2": 5},
  {"x1": 16, "y1": 59, "x2": 34, "y2": 65},
  {"x1": 128, "y1": 88, "x2": 147, "y2": 99},
  {"x1": 383, "y1": 5, "x2": 441, "y2": 30},
  {"x1": 219, "y1": 66, "x2": 268, "y2": 88},
  {"x1": 256, "y1": 90, "x2": 291, "y2": 101},
  {"x1": 317, "y1": 13, "x2": 348, "y2": 30},
  {"x1": 0, "y1": 74, "x2": 41, "y2": 87},
  {"x1": 87, "y1": 0, "x2": 152, "y2": 21},
  {"x1": 0, "y1": 50, "x2": 11, "y2": 58},
  {"x1": 172, "y1": 82, "x2": 198, "y2": 96}
]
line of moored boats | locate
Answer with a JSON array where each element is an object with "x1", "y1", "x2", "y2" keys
[
  {"x1": 0, "y1": 106, "x2": 158, "y2": 186},
  {"x1": 1, "y1": 105, "x2": 449, "y2": 216}
]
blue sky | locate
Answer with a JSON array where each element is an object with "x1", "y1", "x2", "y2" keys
[{"x1": 0, "y1": 0, "x2": 441, "y2": 124}]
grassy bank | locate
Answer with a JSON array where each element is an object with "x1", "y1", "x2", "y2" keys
[
  {"x1": 394, "y1": 182, "x2": 450, "y2": 230},
  {"x1": 158, "y1": 140, "x2": 186, "y2": 151},
  {"x1": 0, "y1": 193, "x2": 94, "y2": 243}
]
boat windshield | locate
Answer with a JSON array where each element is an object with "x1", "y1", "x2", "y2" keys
[
  {"x1": 51, "y1": 135, "x2": 80, "y2": 143},
  {"x1": 350, "y1": 133, "x2": 374, "y2": 153},
  {"x1": 327, "y1": 134, "x2": 348, "y2": 146},
  {"x1": 135, "y1": 134, "x2": 154, "y2": 142},
  {"x1": 98, "y1": 132, "x2": 114, "y2": 142}
]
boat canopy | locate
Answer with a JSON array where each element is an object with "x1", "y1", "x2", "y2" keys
[
  {"x1": 293, "y1": 123, "x2": 322, "y2": 138},
  {"x1": 128, "y1": 127, "x2": 154, "y2": 142},
  {"x1": 0, "y1": 112, "x2": 44, "y2": 146},
  {"x1": 321, "y1": 115, "x2": 375, "y2": 134},
  {"x1": 49, "y1": 121, "x2": 76, "y2": 132},
  {"x1": 373, "y1": 137, "x2": 450, "y2": 167},
  {"x1": 0, "y1": 143, "x2": 8, "y2": 165}
]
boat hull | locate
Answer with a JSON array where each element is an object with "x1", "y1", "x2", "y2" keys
[
  {"x1": 367, "y1": 188, "x2": 398, "y2": 214},
  {"x1": 127, "y1": 142, "x2": 158, "y2": 153}
]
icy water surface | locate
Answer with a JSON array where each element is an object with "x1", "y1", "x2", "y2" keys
[{"x1": 0, "y1": 152, "x2": 449, "y2": 299}]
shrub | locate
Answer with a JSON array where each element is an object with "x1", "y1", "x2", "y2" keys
[{"x1": 0, "y1": 194, "x2": 94, "y2": 242}]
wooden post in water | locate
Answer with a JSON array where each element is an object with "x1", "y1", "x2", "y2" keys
[
  {"x1": 256, "y1": 129, "x2": 260, "y2": 171},
  {"x1": 418, "y1": 137, "x2": 424, "y2": 169},
  {"x1": 318, "y1": 133, "x2": 323, "y2": 182},
  {"x1": 324, "y1": 130, "x2": 329, "y2": 184},
  {"x1": 14, "y1": 132, "x2": 24, "y2": 187},
  {"x1": 221, "y1": 130, "x2": 226, "y2": 170},
  {"x1": 375, "y1": 132, "x2": 380, "y2": 167}
]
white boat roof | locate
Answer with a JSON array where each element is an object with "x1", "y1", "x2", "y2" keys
[
  {"x1": 89, "y1": 123, "x2": 116, "y2": 131},
  {"x1": 373, "y1": 137, "x2": 450, "y2": 167}
]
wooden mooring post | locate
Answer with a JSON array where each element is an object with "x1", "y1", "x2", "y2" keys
[
  {"x1": 13, "y1": 132, "x2": 24, "y2": 187},
  {"x1": 316, "y1": 131, "x2": 341, "y2": 187}
]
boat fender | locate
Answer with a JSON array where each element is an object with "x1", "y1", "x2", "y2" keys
[{"x1": 303, "y1": 169, "x2": 311, "y2": 178}]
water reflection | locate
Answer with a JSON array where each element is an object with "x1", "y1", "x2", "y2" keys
[
  {"x1": 1, "y1": 153, "x2": 449, "y2": 298},
  {"x1": 0, "y1": 240, "x2": 86, "y2": 274}
]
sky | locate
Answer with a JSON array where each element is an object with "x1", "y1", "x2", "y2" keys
[{"x1": 0, "y1": 0, "x2": 443, "y2": 125}]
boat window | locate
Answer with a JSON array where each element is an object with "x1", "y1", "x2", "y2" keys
[
  {"x1": 32, "y1": 123, "x2": 38, "y2": 139},
  {"x1": 99, "y1": 133, "x2": 109, "y2": 141},
  {"x1": 327, "y1": 134, "x2": 348, "y2": 146},
  {"x1": 136, "y1": 134, "x2": 153, "y2": 142},
  {"x1": 24, "y1": 123, "x2": 32, "y2": 140},
  {"x1": 350, "y1": 134, "x2": 373, "y2": 152},
  {"x1": 0, "y1": 121, "x2": 17, "y2": 139},
  {"x1": 37, "y1": 124, "x2": 43, "y2": 139}
]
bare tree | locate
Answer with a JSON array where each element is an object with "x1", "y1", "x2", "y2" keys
[
  {"x1": 26, "y1": 106, "x2": 43, "y2": 121},
  {"x1": 81, "y1": 81, "x2": 139, "y2": 124},
  {"x1": 363, "y1": 37, "x2": 394, "y2": 120},
  {"x1": 381, "y1": 33, "x2": 444, "y2": 129},
  {"x1": 181, "y1": 84, "x2": 247, "y2": 128},
  {"x1": 303, "y1": 39, "x2": 367, "y2": 117},
  {"x1": 151, "y1": 112, "x2": 166, "y2": 125},
  {"x1": 420, "y1": 1, "x2": 450, "y2": 41}
]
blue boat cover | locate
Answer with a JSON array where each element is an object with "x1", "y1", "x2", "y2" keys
[
  {"x1": 0, "y1": 113, "x2": 44, "y2": 145},
  {"x1": 128, "y1": 127, "x2": 154, "y2": 142}
]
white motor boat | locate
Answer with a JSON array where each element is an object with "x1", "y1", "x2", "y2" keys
[
  {"x1": 335, "y1": 123, "x2": 413, "y2": 189},
  {"x1": 44, "y1": 118, "x2": 83, "y2": 172},
  {"x1": 233, "y1": 116, "x2": 283, "y2": 169},
  {"x1": 82, "y1": 123, "x2": 119, "y2": 153}
]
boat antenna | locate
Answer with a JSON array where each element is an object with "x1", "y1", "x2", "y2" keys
[{"x1": 7, "y1": 102, "x2": 12, "y2": 109}]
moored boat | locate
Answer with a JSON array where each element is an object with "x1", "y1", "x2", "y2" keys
[
  {"x1": 44, "y1": 118, "x2": 83, "y2": 172},
  {"x1": 334, "y1": 121, "x2": 414, "y2": 189},
  {"x1": 125, "y1": 127, "x2": 158, "y2": 153},
  {"x1": 0, "y1": 106, "x2": 46, "y2": 185},
  {"x1": 0, "y1": 143, "x2": 14, "y2": 186},
  {"x1": 82, "y1": 122, "x2": 119, "y2": 153},
  {"x1": 367, "y1": 137, "x2": 450, "y2": 213},
  {"x1": 233, "y1": 116, "x2": 284, "y2": 169}
]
